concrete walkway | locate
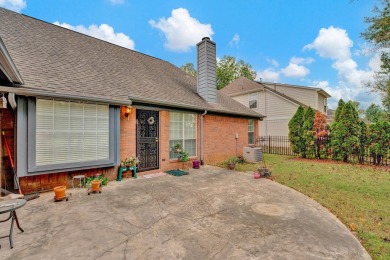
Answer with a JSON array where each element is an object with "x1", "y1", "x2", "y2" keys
[{"x1": 0, "y1": 166, "x2": 370, "y2": 259}]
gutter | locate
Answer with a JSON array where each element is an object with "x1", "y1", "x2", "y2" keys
[
  {"x1": 129, "y1": 95, "x2": 264, "y2": 119},
  {"x1": 0, "y1": 85, "x2": 130, "y2": 106},
  {"x1": 200, "y1": 110, "x2": 207, "y2": 165}
]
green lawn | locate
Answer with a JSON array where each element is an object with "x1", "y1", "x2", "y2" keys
[{"x1": 226, "y1": 154, "x2": 390, "y2": 259}]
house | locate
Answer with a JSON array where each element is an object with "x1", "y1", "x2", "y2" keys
[
  {"x1": 0, "y1": 8, "x2": 264, "y2": 193},
  {"x1": 220, "y1": 77, "x2": 331, "y2": 137}
]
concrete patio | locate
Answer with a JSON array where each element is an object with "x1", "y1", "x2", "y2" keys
[{"x1": 0, "y1": 166, "x2": 370, "y2": 259}]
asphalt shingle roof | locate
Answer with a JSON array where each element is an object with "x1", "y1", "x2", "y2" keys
[{"x1": 0, "y1": 8, "x2": 263, "y2": 118}]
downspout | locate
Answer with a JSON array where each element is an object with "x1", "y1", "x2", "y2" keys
[{"x1": 200, "y1": 110, "x2": 207, "y2": 165}]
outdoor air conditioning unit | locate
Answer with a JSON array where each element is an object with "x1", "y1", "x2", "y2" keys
[{"x1": 243, "y1": 147, "x2": 263, "y2": 163}]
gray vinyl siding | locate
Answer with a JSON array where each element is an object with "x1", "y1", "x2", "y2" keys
[
  {"x1": 232, "y1": 91, "x2": 265, "y2": 115},
  {"x1": 260, "y1": 119, "x2": 290, "y2": 137},
  {"x1": 265, "y1": 90, "x2": 298, "y2": 118},
  {"x1": 272, "y1": 85, "x2": 317, "y2": 109},
  {"x1": 197, "y1": 38, "x2": 217, "y2": 103},
  {"x1": 318, "y1": 94, "x2": 326, "y2": 113},
  {"x1": 16, "y1": 96, "x2": 120, "y2": 177}
]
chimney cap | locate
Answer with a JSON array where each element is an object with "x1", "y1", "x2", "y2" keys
[{"x1": 202, "y1": 37, "x2": 210, "y2": 41}]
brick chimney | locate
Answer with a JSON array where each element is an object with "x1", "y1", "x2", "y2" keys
[{"x1": 197, "y1": 37, "x2": 217, "y2": 103}]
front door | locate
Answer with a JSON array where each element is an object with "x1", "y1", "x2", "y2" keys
[{"x1": 136, "y1": 109, "x2": 159, "y2": 171}]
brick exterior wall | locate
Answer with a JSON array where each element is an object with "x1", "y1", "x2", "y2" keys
[
  {"x1": 1, "y1": 105, "x2": 258, "y2": 194},
  {"x1": 202, "y1": 114, "x2": 258, "y2": 164}
]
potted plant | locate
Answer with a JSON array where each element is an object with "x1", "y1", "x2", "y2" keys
[
  {"x1": 121, "y1": 156, "x2": 139, "y2": 169},
  {"x1": 228, "y1": 156, "x2": 237, "y2": 170},
  {"x1": 91, "y1": 179, "x2": 101, "y2": 192},
  {"x1": 178, "y1": 150, "x2": 189, "y2": 162},
  {"x1": 172, "y1": 143, "x2": 183, "y2": 153}
]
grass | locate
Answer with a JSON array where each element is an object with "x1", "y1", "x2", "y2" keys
[{"x1": 219, "y1": 154, "x2": 390, "y2": 259}]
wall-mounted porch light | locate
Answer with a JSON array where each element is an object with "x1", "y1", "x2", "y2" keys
[{"x1": 125, "y1": 105, "x2": 133, "y2": 120}]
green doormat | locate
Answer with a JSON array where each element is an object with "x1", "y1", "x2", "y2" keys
[{"x1": 166, "y1": 170, "x2": 189, "y2": 176}]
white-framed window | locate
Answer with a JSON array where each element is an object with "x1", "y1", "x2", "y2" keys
[
  {"x1": 169, "y1": 112, "x2": 197, "y2": 159},
  {"x1": 35, "y1": 99, "x2": 109, "y2": 166},
  {"x1": 249, "y1": 93, "x2": 257, "y2": 109},
  {"x1": 248, "y1": 119, "x2": 255, "y2": 144}
]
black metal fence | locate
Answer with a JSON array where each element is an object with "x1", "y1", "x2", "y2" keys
[{"x1": 256, "y1": 136, "x2": 390, "y2": 166}]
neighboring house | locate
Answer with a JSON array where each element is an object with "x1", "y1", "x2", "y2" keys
[
  {"x1": 0, "y1": 8, "x2": 264, "y2": 193},
  {"x1": 220, "y1": 77, "x2": 331, "y2": 137}
]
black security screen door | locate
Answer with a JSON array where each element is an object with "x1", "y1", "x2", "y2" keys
[{"x1": 136, "y1": 110, "x2": 159, "y2": 171}]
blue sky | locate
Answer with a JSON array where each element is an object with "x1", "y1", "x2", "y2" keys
[{"x1": 0, "y1": 0, "x2": 381, "y2": 109}]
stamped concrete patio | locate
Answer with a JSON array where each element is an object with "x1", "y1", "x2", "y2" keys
[{"x1": 0, "y1": 166, "x2": 370, "y2": 259}]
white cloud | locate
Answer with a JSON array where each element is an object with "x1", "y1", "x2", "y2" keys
[
  {"x1": 281, "y1": 63, "x2": 310, "y2": 78},
  {"x1": 256, "y1": 68, "x2": 280, "y2": 82},
  {"x1": 280, "y1": 56, "x2": 312, "y2": 78},
  {"x1": 149, "y1": 8, "x2": 214, "y2": 52},
  {"x1": 304, "y1": 26, "x2": 352, "y2": 61},
  {"x1": 109, "y1": 0, "x2": 125, "y2": 4},
  {"x1": 0, "y1": 0, "x2": 26, "y2": 12},
  {"x1": 305, "y1": 26, "x2": 382, "y2": 109},
  {"x1": 290, "y1": 56, "x2": 314, "y2": 65},
  {"x1": 229, "y1": 34, "x2": 240, "y2": 48},
  {"x1": 266, "y1": 58, "x2": 279, "y2": 67},
  {"x1": 311, "y1": 80, "x2": 329, "y2": 89},
  {"x1": 53, "y1": 22, "x2": 135, "y2": 50}
]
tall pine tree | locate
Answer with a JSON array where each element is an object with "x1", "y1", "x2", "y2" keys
[
  {"x1": 288, "y1": 106, "x2": 305, "y2": 156},
  {"x1": 331, "y1": 101, "x2": 361, "y2": 162},
  {"x1": 302, "y1": 107, "x2": 316, "y2": 158}
]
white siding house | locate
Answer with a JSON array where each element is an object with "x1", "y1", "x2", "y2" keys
[{"x1": 220, "y1": 77, "x2": 331, "y2": 137}]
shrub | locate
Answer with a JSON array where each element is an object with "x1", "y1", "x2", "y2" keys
[
  {"x1": 367, "y1": 121, "x2": 390, "y2": 165},
  {"x1": 288, "y1": 106, "x2": 305, "y2": 156}
]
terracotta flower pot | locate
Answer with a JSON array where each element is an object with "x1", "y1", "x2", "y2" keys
[
  {"x1": 53, "y1": 186, "x2": 66, "y2": 199},
  {"x1": 91, "y1": 180, "x2": 101, "y2": 192}
]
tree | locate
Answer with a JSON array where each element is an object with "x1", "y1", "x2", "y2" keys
[
  {"x1": 180, "y1": 63, "x2": 197, "y2": 77},
  {"x1": 288, "y1": 106, "x2": 305, "y2": 156},
  {"x1": 362, "y1": 0, "x2": 390, "y2": 113},
  {"x1": 365, "y1": 103, "x2": 386, "y2": 122},
  {"x1": 313, "y1": 111, "x2": 329, "y2": 159},
  {"x1": 334, "y1": 99, "x2": 345, "y2": 122},
  {"x1": 367, "y1": 121, "x2": 390, "y2": 165},
  {"x1": 331, "y1": 101, "x2": 361, "y2": 162},
  {"x1": 302, "y1": 107, "x2": 316, "y2": 158},
  {"x1": 357, "y1": 121, "x2": 368, "y2": 164},
  {"x1": 216, "y1": 56, "x2": 256, "y2": 89}
]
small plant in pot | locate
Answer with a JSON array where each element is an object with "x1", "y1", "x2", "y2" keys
[
  {"x1": 178, "y1": 150, "x2": 189, "y2": 162},
  {"x1": 121, "y1": 156, "x2": 139, "y2": 169},
  {"x1": 172, "y1": 143, "x2": 183, "y2": 153},
  {"x1": 228, "y1": 156, "x2": 237, "y2": 170}
]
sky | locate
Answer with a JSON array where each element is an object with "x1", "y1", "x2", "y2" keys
[{"x1": 0, "y1": 0, "x2": 382, "y2": 109}]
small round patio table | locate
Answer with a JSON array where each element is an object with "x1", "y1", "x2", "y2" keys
[{"x1": 0, "y1": 199, "x2": 26, "y2": 249}]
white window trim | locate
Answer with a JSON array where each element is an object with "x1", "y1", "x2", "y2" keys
[
  {"x1": 248, "y1": 92, "x2": 258, "y2": 109},
  {"x1": 248, "y1": 119, "x2": 255, "y2": 144},
  {"x1": 169, "y1": 112, "x2": 197, "y2": 159}
]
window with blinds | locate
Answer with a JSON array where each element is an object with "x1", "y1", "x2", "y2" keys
[
  {"x1": 249, "y1": 93, "x2": 257, "y2": 109},
  {"x1": 248, "y1": 119, "x2": 255, "y2": 144},
  {"x1": 169, "y1": 112, "x2": 197, "y2": 159},
  {"x1": 35, "y1": 99, "x2": 109, "y2": 166}
]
